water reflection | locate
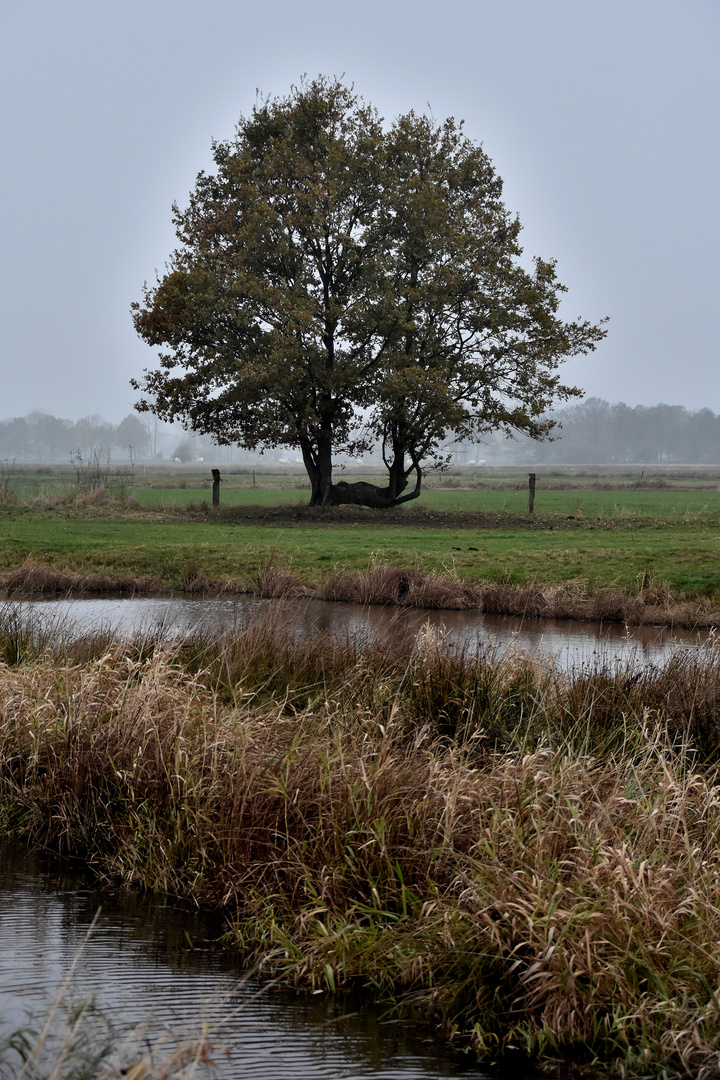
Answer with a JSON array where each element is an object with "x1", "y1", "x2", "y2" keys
[
  {"x1": 0, "y1": 843, "x2": 487, "y2": 1079},
  {"x1": 11, "y1": 595, "x2": 711, "y2": 669}
]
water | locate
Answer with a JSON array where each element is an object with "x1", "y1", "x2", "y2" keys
[
  {"x1": 9, "y1": 594, "x2": 711, "y2": 669},
  {"x1": 0, "y1": 843, "x2": 488, "y2": 1079}
]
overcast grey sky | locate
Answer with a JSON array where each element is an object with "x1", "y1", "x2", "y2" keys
[{"x1": 1, "y1": 0, "x2": 718, "y2": 423}]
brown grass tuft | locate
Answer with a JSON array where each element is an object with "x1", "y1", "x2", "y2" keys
[
  {"x1": 317, "y1": 567, "x2": 425, "y2": 605},
  {"x1": 256, "y1": 566, "x2": 313, "y2": 599},
  {"x1": 1, "y1": 559, "x2": 164, "y2": 597},
  {"x1": 479, "y1": 584, "x2": 551, "y2": 617}
]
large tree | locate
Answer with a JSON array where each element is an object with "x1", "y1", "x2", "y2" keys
[{"x1": 132, "y1": 78, "x2": 606, "y2": 507}]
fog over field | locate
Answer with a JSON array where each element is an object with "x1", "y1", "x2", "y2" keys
[{"x1": 4, "y1": 399, "x2": 720, "y2": 466}]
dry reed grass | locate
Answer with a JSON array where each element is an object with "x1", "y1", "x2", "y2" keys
[
  {"x1": 4, "y1": 618, "x2": 720, "y2": 1073},
  {"x1": 273, "y1": 568, "x2": 720, "y2": 630},
  {"x1": 4, "y1": 950, "x2": 224, "y2": 1080},
  {"x1": 180, "y1": 571, "x2": 247, "y2": 596},
  {"x1": 3, "y1": 559, "x2": 718, "y2": 630},
  {"x1": 315, "y1": 567, "x2": 482, "y2": 610},
  {"x1": 255, "y1": 567, "x2": 312, "y2": 599},
  {"x1": 27, "y1": 490, "x2": 137, "y2": 512},
  {"x1": 0, "y1": 560, "x2": 246, "y2": 600},
  {"x1": 1, "y1": 560, "x2": 165, "y2": 598}
]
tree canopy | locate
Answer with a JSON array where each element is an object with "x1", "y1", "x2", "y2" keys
[{"x1": 132, "y1": 77, "x2": 606, "y2": 507}]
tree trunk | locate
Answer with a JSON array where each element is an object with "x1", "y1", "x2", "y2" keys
[
  {"x1": 300, "y1": 435, "x2": 334, "y2": 506},
  {"x1": 386, "y1": 452, "x2": 409, "y2": 502},
  {"x1": 299, "y1": 433, "x2": 423, "y2": 510}
]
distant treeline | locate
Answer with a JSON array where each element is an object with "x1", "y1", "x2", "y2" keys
[
  {"x1": 3, "y1": 399, "x2": 720, "y2": 465},
  {"x1": 475, "y1": 399, "x2": 720, "y2": 465},
  {"x1": 0, "y1": 413, "x2": 152, "y2": 463},
  {"x1": 0, "y1": 412, "x2": 251, "y2": 464}
]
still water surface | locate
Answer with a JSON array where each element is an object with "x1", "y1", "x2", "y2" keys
[
  {"x1": 0, "y1": 843, "x2": 487, "y2": 1079},
  {"x1": 13, "y1": 594, "x2": 713, "y2": 669}
]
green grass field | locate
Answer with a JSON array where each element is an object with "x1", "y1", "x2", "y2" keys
[
  {"x1": 2, "y1": 464, "x2": 720, "y2": 599},
  {"x1": 127, "y1": 482, "x2": 720, "y2": 518},
  {"x1": 6, "y1": 462, "x2": 720, "y2": 510},
  {"x1": 1, "y1": 506, "x2": 719, "y2": 597}
]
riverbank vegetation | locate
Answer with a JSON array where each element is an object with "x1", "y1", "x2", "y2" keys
[
  {"x1": 1, "y1": 464, "x2": 719, "y2": 625},
  {"x1": 3, "y1": 608, "x2": 720, "y2": 1075},
  {"x1": 2, "y1": 550, "x2": 719, "y2": 630},
  {"x1": 1, "y1": 558, "x2": 719, "y2": 630}
]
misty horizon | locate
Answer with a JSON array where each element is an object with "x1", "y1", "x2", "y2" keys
[{"x1": 5, "y1": 398, "x2": 720, "y2": 467}]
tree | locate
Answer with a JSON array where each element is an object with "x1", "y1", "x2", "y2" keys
[
  {"x1": 25, "y1": 412, "x2": 72, "y2": 461},
  {"x1": 132, "y1": 78, "x2": 606, "y2": 507},
  {"x1": 113, "y1": 414, "x2": 150, "y2": 459},
  {"x1": 72, "y1": 415, "x2": 114, "y2": 460}
]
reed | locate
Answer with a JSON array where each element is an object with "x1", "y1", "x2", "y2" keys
[
  {"x1": 262, "y1": 567, "x2": 720, "y2": 630},
  {"x1": 4, "y1": 617, "x2": 720, "y2": 1074},
  {"x1": 1, "y1": 560, "x2": 166, "y2": 598},
  {"x1": 3, "y1": 558, "x2": 719, "y2": 629}
]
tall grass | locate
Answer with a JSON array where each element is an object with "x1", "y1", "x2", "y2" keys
[
  {"x1": 0, "y1": 561, "x2": 166, "y2": 598},
  {"x1": 266, "y1": 565, "x2": 716, "y2": 628},
  {"x1": 4, "y1": 613, "x2": 720, "y2": 1074},
  {"x1": 3, "y1": 557, "x2": 718, "y2": 629}
]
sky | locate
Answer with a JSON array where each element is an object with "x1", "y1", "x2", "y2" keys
[{"x1": 1, "y1": 0, "x2": 718, "y2": 424}]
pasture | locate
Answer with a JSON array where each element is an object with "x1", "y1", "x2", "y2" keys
[{"x1": 1, "y1": 463, "x2": 719, "y2": 603}]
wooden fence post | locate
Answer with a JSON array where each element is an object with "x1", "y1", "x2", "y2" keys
[
  {"x1": 211, "y1": 469, "x2": 221, "y2": 507},
  {"x1": 528, "y1": 472, "x2": 536, "y2": 514}
]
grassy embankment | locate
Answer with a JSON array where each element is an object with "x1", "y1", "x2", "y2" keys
[
  {"x1": 4, "y1": 607, "x2": 720, "y2": 1076},
  {"x1": 1, "y1": 465, "x2": 720, "y2": 625}
]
